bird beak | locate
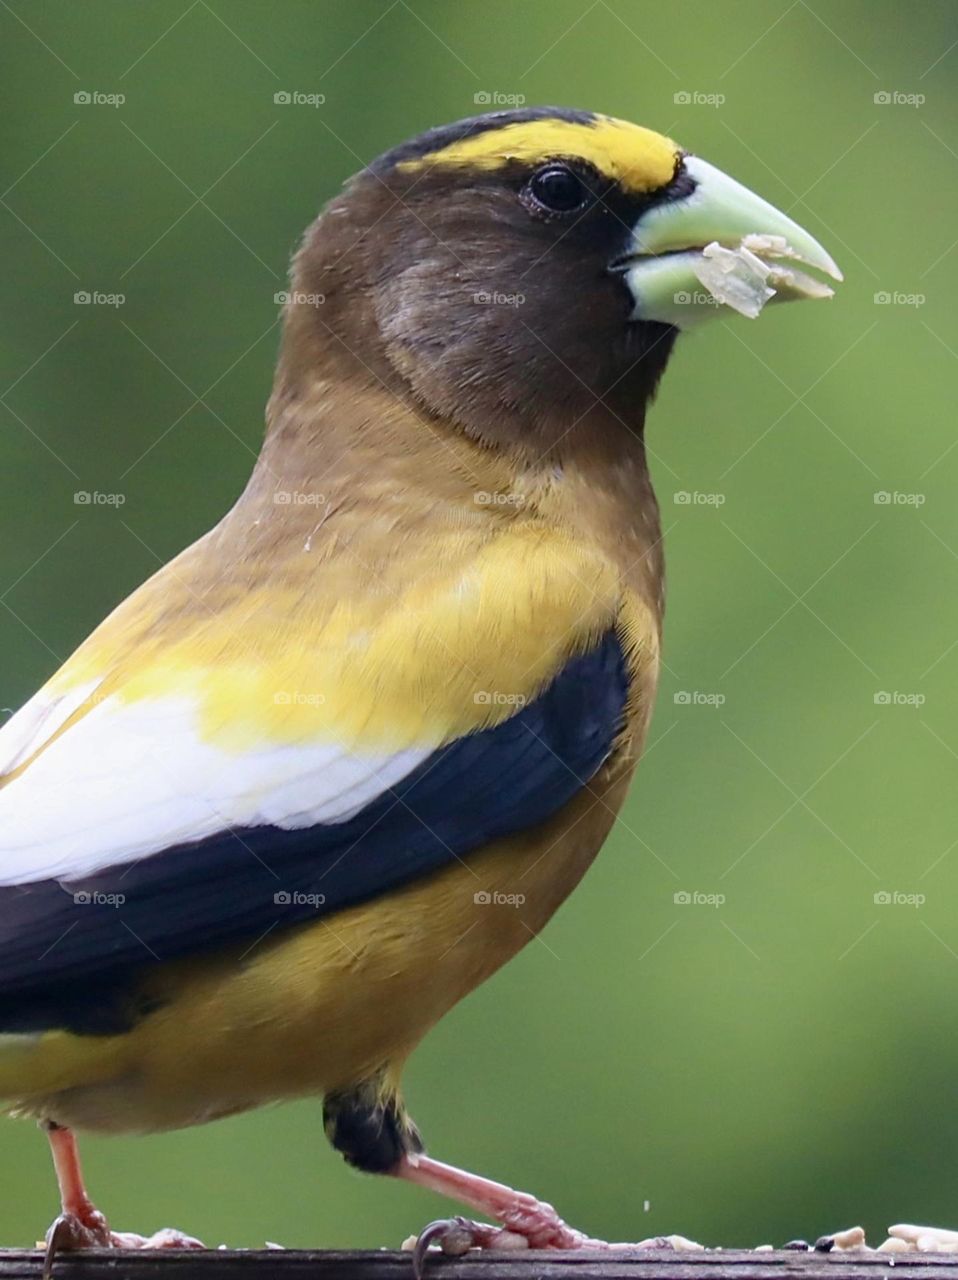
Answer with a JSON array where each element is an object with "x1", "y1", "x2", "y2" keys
[{"x1": 619, "y1": 154, "x2": 843, "y2": 328}]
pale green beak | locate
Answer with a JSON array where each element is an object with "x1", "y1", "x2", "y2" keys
[{"x1": 620, "y1": 155, "x2": 843, "y2": 327}]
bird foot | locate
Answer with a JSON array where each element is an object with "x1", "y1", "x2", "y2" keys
[
  {"x1": 398, "y1": 1153, "x2": 677, "y2": 1277},
  {"x1": 409, "y1": 1213, "x2": 674, "y2": 1278},
  {"x1": 43, "y1": 1211, "x2": 204, "y2": 1279}
]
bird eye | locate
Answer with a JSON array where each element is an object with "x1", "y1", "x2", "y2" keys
[{"x1": 526, "y1": 165, "x2": 589, "y2": 214}]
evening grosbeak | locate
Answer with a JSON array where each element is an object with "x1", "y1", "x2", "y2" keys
[{"x1": 0, "y1": 107, "x2": 840, "y2": 1270}]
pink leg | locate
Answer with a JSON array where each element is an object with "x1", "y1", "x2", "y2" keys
[
  {"x1": 397, "y1": 1152, "x2": 670, "y2": 1275},
  {"x1": 399, "y1": 1153, "x2": 601, "y2": 1247},
  {"x1": 46, "y1": 1123, "x2": 103, "y2": 1227},
  {"x1": 42, "y1": 1122, "x2": 204, "y2": 1280}
]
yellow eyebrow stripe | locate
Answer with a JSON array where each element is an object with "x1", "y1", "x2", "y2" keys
[{"x1": 397, "y1": 115, "x2": 680, "y2": 195}]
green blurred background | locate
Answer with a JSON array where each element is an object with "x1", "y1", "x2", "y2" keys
[{"x1": 1, "y1": 0, "x2": 957, "y2": 1253}]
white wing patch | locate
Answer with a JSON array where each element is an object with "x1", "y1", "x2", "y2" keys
[
  {"x1": 0, "y1": 692, "x2": 429, "y2": 887},
  {"x1": 0, "y1": 678, "x2": 104, "y2": 775}
]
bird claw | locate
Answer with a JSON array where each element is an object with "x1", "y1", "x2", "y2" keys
[
  {"x1": 42, "y1": 1214, "x2": 204, "y2": 1280},
  {"x1": 44, "y1": 1214, "x2": 103, "y2": 1280},
  {"x1": 412, "y1": 1217, "x2": 471, "y2": 1278},
  {"x1": 399, "y1": 1154, "x2": 685, "y2": 1276},
  {"x1": 411, "y1": 1217, "x2": 524, "y2": 1278},
  {"x1": 408, "y1": 1214, "x2": 687, "y2": 1276}
]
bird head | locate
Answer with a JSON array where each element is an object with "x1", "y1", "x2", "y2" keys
[{"x1": 282, "y1": 107, "x2": 841, "y2": 453}]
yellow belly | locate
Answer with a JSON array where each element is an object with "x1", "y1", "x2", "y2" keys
[{"x1": 2, "y1": 764, "x2": 632, "y2": 1134}]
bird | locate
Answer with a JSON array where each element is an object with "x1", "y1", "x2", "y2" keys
[{"x1": 0, "y1": 106, "x2": 841, "y2": 1273}]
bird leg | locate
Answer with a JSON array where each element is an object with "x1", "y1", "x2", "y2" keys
[
  {"x1": 41, "y1": 1122, "x2": 204, "y2": 1280},
  {"x1": 397, "y1": 1152, "x2": 667, "y2": 1276},
  {"x1": 399, "y1": 1152, "x2": 598, "y2": 1247}
]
